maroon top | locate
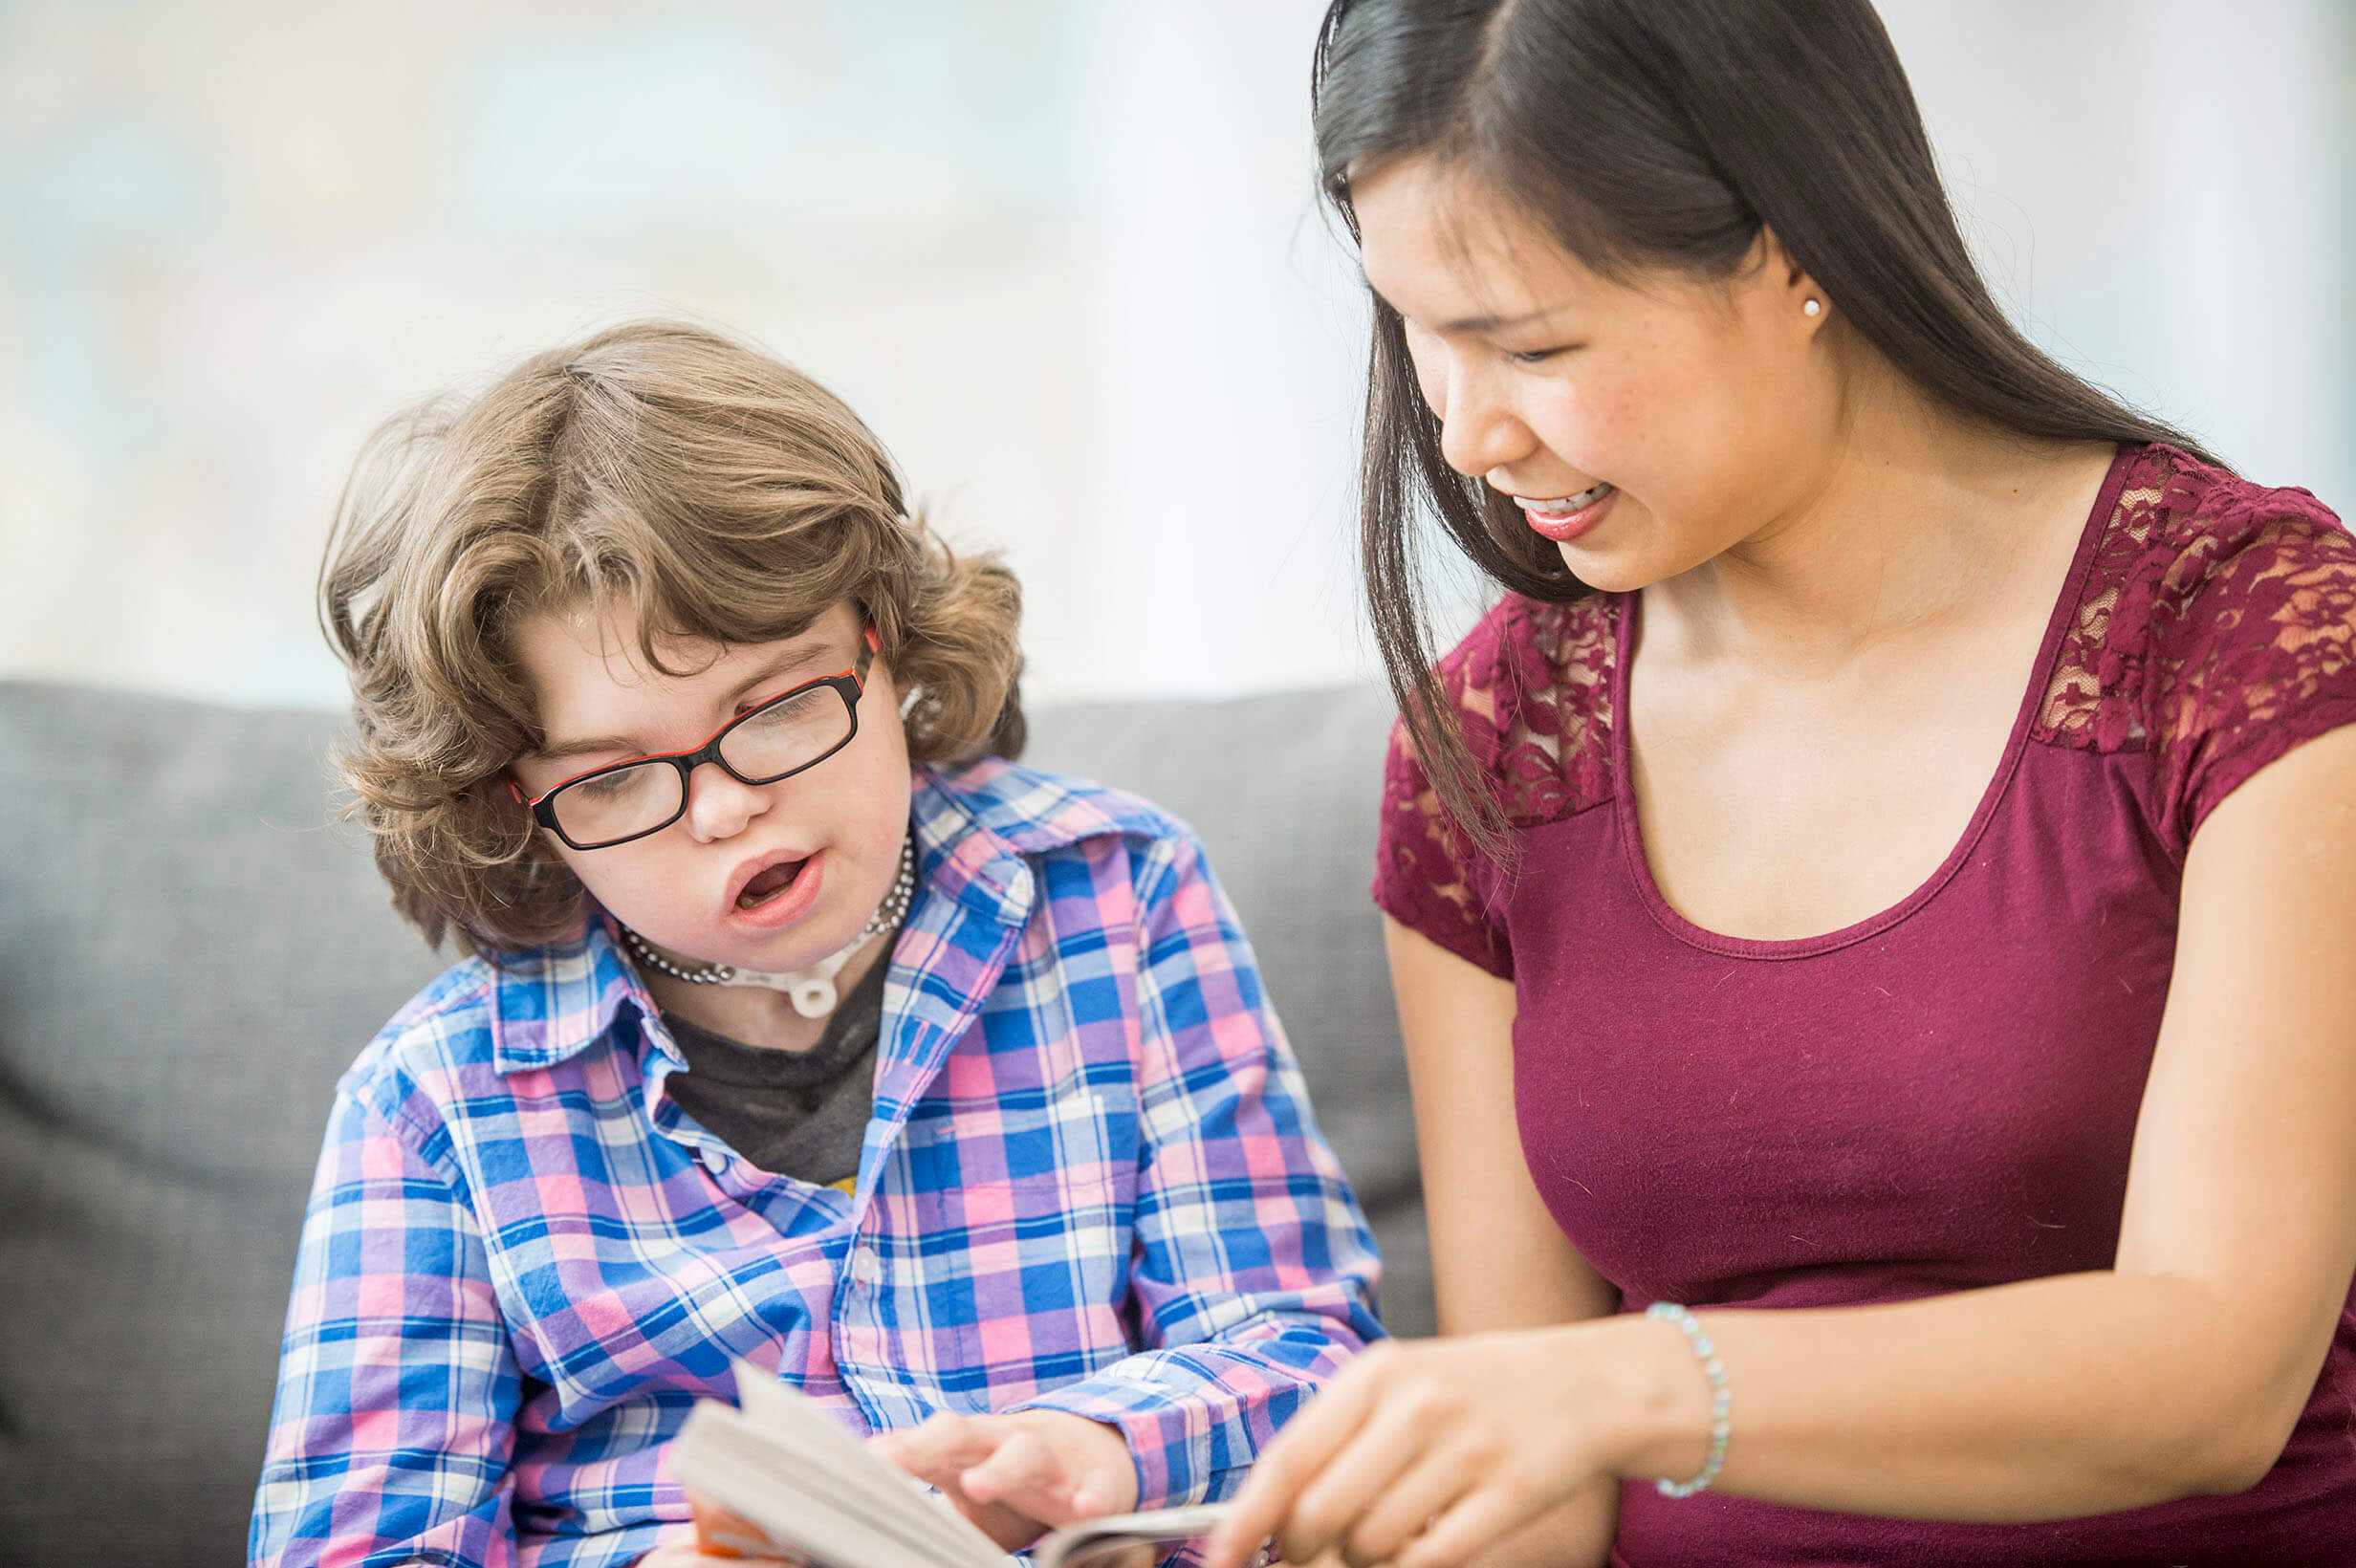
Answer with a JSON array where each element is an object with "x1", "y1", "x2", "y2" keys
[{"x1": 1374, "y1": 446, "x2": 2356, "y2": 1566}]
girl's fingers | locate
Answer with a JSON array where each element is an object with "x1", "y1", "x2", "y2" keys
[
  {"x1": 1394, "y1": 1480, "x2": 1551, "y2": 1568},
  {"x1": 1202, "y1": 1353, "x2": 1389, "y2": 1568},
  {"x1": 682, "y1": 1492, "x2": 803, "y2": 1562},
  {"x1": 959, "y1": 1426, "x2": 1062, "y2": 1510},
  {"x1": 872, "y1": 1412, "x2": 993, "y2": 1485}
]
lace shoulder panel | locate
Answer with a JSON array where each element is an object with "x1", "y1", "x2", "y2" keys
[
  {"x1": 1372, "y1": 593, "x2": 1620, "y2": 976},
  {"x1": 2036, "y1": 444, "x2": 2356, "y2": 848}
]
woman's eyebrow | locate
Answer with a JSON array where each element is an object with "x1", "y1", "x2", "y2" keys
[
  {"x1": 1442, "y1": 306, "x2": 1556, "y2": 334},
  {"x1": 1370, "y1": 283, "x2": 1561, "y2": 337},
  {"x1": 534, "y1": 643, "x2": 848, "y2": 762}
]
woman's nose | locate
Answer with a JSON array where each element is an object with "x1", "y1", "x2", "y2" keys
[
  {"x1": 681, "y1": 761, "x2": 767, "y2": 841},
  {"x1": 1434, "y1": 359, "x2": 1533, "y2": 480}
]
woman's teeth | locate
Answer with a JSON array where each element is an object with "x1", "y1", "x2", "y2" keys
[{"x1": 1519, "y1": 482, "x2": 1614, "y2": 517}]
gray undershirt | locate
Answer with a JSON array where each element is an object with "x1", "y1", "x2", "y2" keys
[{"x1": 661, "y1": 955, "x2": 886, "y2": 1189}]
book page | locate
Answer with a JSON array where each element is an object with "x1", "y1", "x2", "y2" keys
[{"x1": 673, "y1": 1365, "x2": 1234, "y2": 1568}]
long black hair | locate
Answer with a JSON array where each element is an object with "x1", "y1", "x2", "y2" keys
[{"x1": 1313, "y1": 0, "x2": 2213, "y2": 856}]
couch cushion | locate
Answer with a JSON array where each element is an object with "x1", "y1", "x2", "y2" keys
[
  {"x1": 0, "y1": 679, "x2": 1422, "y2": 1568},
  {"x1": 0, "y1": 682, "x2": 447, "y2": 1567}
]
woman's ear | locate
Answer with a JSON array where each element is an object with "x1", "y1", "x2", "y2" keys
[{"x1": 1756, "y1": 225, "x2": 1828, "y2": 327}]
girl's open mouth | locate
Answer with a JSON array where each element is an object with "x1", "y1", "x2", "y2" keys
[
  {"x1": 736, "y1": 858, "x2": 807, "y2": 910},
  {"x1": 727, "y1": 849, "x2": 827, "y2": 932}
]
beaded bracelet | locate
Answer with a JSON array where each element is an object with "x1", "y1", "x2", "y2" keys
[{"x1": 1646, "y1": 1301, "x2": 1731, "y2": 1497}]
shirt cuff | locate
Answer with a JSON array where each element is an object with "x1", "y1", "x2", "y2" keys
[{"x1": 1013, "y1": 1352, "x2": 1273, "y2": 1513}]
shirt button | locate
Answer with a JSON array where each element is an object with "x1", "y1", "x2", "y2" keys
[
  {"x1": 701, "y1": 1145, "x2": 728, "y2": 1176},
  {"x1": 851, "y1": 1247, "x2": 883, "y2": 1286}
]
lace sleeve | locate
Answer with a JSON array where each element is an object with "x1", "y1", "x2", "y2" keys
[
  {"x1": 2143, "y1": 480, "x2": 2356, "y2": 848},
  {"x1": 1371, "y1": 608, "x2": 1516, "y2": 978}
]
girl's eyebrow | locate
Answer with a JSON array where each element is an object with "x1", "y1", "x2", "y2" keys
[{"x1": 534, "y1": 642, "x2": 846, "y2": 761}]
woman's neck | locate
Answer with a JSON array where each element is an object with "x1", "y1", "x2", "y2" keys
[{"x1": 1646, "y1": 371, "x2": 2115, "y2": 675}]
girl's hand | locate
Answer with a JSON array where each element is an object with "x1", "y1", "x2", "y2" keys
[
  {"x1": 637, "y1": 1491, "x2": 810, "y2": 1564},
  {"x1": 871, "y1": 1408, "x2": 1140, "y2": 1549},
  {"x1": 1205, "y1": 1326, "x2": 1694, "y2": 1568}
]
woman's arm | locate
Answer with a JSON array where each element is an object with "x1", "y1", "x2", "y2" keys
[
  {"x1": 1210, "y1": 724, "x2": 2356, "y2": 1568},
  {"x1": 1384, "y1": 919, "x2": 1620, "y2": 1568}
]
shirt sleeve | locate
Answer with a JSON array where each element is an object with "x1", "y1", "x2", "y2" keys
[
  {"x1": 1370, "y1": 604, "x2": 1519, "y2": 977},
  {"x1": 2146, "y1": 484, "x2": 2356, "y2": 849},
  {"x1": 1014, "y1": 829, "x2": 1385, "y2": 1511},
  {"x1": 1372, "y1": 713, "x2": 1514, "y2": 977},
  {"x1": 250, "y1": 1087, "x2": 524, "y2": 1568}
]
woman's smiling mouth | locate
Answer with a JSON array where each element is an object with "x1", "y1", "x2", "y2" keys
[{"x1": 1513, "y1": 481, "x2": 1618, "y2": 541}]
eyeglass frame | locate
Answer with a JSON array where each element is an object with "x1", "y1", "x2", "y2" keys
[{"x1": 506, "y1": 634, "x2": 874, "y2": 852}]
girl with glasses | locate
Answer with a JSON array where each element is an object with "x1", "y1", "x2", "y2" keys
[{"x1": 249, "y1": 320, "x2": 1380, "y2": 1568}]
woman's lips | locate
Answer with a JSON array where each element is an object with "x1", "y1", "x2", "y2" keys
[
  {"x1": 729, "y1": 849, "x2": 825, "y2": 931},
  {"x1": 1516, "y1": 482, "x2": 1617, "y2": 543}
]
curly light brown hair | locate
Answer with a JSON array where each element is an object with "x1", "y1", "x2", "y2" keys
[{"x1": 320, "y1": 319, "x2": 1025, "y2": 957}]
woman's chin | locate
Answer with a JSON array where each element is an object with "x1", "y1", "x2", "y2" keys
[{"x1": 1553, "y1": 539, "x2": 1655, "y2": 596}]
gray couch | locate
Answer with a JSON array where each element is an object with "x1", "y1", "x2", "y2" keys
[{"x1": 0, "y1": 680, "x2": 1427, "y2": 1568}]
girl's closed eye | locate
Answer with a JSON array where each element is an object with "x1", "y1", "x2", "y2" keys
[
  {"x1": 575, "y1": 768, "x2": 659, "y2": 803},
  {"x1": 739, "y1": 689, "x2": 836, "y2": 735}
]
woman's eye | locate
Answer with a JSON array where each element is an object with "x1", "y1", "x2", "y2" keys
[{"x1": 1504, "y1": 345, "x2": 1571, "y2": 366}]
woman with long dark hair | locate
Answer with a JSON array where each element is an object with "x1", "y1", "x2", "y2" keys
[{"x1": 1204, "y1": 2, "x2": 2356, "y2": 1565}]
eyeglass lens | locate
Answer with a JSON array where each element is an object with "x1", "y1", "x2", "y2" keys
[{"x1": 549, "y1": 686, "x2": 854, "y2": 846}]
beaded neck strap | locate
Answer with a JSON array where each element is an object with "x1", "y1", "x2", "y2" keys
[{"x1": 621, "y1": 836, "x2": 916, "y2": 1019}]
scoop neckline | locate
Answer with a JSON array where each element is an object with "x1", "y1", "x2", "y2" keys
[{"x1": 1607, "y1": 445, "x2": 2135, "y2": 961}]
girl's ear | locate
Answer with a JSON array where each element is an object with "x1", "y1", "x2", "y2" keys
[{"x1": 863, "y1": 622, "x2": 880, "y2": 653}]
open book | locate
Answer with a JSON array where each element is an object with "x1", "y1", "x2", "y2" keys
[{"x1": 668, "y1": 1365, "x2": 1230, "y2": 1567}]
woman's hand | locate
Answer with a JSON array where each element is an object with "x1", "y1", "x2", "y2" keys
[
  {"x1": 1205, "y1": 1325, "x2": 1696, "y2": 1568},
  {"x1": 870, "y1": 1408, "x2": 1140, "y2": 1550}
]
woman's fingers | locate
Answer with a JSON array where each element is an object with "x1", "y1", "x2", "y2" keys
[
  {"x1": 1280, "y1": 1400, "x2": 1455, "y2": 1565},
  {"x1": 1201, "y1": 1348, "x2": 1391, "y2": 1568},
  {"x1": 1393, "y1": 1478, "x2": 1553, "y2": 1568},
  {"x1": 1331, "y1": 1442, "x2": 1483, "y2": 1568}
]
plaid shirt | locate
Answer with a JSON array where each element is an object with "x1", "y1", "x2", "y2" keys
[{"x1": 251, "y1": 760, "x2": 1381, "y2": 1568}]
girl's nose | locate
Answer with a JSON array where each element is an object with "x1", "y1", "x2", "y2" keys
[{"x1": 680, "y1": 762, "x2": 767, "y2": 842}]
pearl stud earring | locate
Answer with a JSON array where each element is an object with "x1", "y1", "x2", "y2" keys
[{"x1": 1802, "y1": 298, "x2": 1822, "y2": 317}]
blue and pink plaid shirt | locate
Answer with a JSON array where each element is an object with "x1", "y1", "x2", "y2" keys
[{"x1": 250, "y1": 759, "x2": 1382, "y2": 1568}]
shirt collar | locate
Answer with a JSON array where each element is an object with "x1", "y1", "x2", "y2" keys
[{"x1": 485, "y1": 916, "x2": 656, "y2": 1075}]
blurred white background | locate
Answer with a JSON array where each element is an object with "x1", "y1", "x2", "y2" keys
[{"x1": 2, "y1": 0, "x2": 2349, "y2": 710}]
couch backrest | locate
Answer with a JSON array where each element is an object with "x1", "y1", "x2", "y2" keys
[{"x1": 0, "y1": 680, "x2": 1422, "y2": 1568}]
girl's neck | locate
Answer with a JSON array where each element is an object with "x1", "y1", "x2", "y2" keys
[
  {"x1": 644, "y1": 929, "x2": 893, "y2": 1054},
  {"x1": 1646, "y1": 370, "x2": 2115, "y2": 676}
]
